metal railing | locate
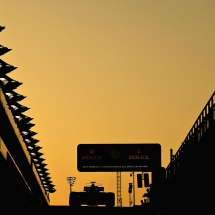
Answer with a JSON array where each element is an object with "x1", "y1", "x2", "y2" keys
[{"x1": 166, "y1": 91, "x2": 215, "y2": 180}]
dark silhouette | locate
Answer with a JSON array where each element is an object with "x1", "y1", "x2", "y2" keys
[
  {"x1": 1, "y1": 24, "x2": 214, "y2": 214},
  {"x1": 69, "y1": 181, "x2": 115, "y2": 207},
  {"x1": 140, "y1": 91, "x2": 215, "y2": 214},
  {"x1": 0, "y1": 25, "x2": 56, "y2": 213}
]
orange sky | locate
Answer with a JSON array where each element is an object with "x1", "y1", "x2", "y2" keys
[{"x1": 1, "y1": 0, "x2": 215, "y2": 206}]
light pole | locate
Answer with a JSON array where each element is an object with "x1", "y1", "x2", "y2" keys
[
  {"x1": 130, "y1": 172, "x2": 135, "y2": 206},
  {"x1": 128, "y1": 183, "x2": 132, "y2": 207},
  {"x1": 66, "y1": 176, "x2": 76, "y2": 193}
]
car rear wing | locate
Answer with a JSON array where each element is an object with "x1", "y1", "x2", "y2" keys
[{"x1": 84, "y1": 186, "x2": 104, "y2": 192}]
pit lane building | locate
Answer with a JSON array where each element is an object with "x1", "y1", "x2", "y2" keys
[{"x1": 0, "y1": 25, "x2": 56, "y2": 207}]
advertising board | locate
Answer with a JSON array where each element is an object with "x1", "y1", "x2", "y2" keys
[{"x1": 77, "y1": 143, "x2": 161, "y2": 172}]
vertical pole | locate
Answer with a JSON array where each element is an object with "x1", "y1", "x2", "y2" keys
[
  {"x1": 170, "y1": 149, "x2": 173, "y2": 162},
  {"x1": 133, "y1": 172, "x2": 135, "y2": 206},
  {"x1": 128, "y1": 183, "x2": 132, "y2": 207},
  {"x1": 67, "y1": 177, "x2": 76, "y2": 194},
  {"x1": 170, "y1": 149, "x2": 173, "y2": 179},
  {"x1": 129, "y1": 191, "x2": 132, "y2": 207},
  {"x1": 116, "y1": 172, "x2": 122, "y2": 207}
]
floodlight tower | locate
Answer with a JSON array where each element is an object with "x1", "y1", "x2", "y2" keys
[{"x1": 66, "y1": 176, "x2": 76, "y2": 193}]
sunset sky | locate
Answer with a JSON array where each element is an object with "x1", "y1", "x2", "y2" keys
[{"x1": 1, "y1": 0, "x2": 215, "y2": 206}]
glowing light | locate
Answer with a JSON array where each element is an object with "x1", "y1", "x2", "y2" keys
[
  {"x1": 11, "y1": 105, "x2": 18, "y2": 110},
  {"x1": 15, "y1": 116, "x2": 22, "y2": 121},
  {"x1": 0, "y1": 78, "x2": 8, "y2": 85},
  {"x1": 5, "y1": 92, "x2": 13, "y2": 98}
]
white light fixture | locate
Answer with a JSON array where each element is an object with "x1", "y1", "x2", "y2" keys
[
  {"x1": 25, "y1": 139, "x2": 31, "y2": 143},
  {"x1": 22, "y1": 131, "x2": 28, "y2": 136},
  {"x1": 5, "y1": 92, "x2": 13, "y2": 98},
  {"x1": 11, "y1": 105, "x2": 18, "y2": 110},
  {"x1": 15, "y1": 116, "x2": 22, "y2": 121},
  {"x1": 0, "y1": 78, "x2": 8, "y2": 85}
]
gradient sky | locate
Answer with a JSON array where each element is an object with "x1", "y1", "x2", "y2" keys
[{"x1": 1, "y1": 0, "x2": 215, "y2": 206}]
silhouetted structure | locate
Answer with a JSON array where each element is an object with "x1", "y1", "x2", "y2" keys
[
  {"x1": 116, "y1": 172, "x2": 122, "y2": 207},
  {"x1": 0, "y1": 25, "x2": 56, "y2": 209},
  {"x1": 144, "y1": 91, "x2": 215, "y2": 210}
]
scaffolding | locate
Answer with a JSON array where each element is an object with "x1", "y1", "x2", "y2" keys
[{"x1": 116, "y1": 172, "x2": 122, "y2": 206}]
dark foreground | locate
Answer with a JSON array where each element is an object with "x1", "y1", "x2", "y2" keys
[
  {"x1": 5, "y1": 203, "x2": 210, "y2": 215},
  {"x1": 17, "y1": 204, "x2": 182, "y2": 215}
]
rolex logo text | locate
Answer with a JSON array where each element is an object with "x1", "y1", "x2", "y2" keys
[
  {"x1": 82, "y1": 155, "x2": 102, "y2": 160},
  {"x1": 129, "y1": 155, "x2": 149, "y2": 159}
]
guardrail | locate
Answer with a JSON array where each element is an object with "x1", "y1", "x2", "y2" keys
[
  {"x1": 146, "y1": 92, "x2": 215, "y2": 206},
  {"x1": 166, "y1": 91, "x2": 215, "y2": 180}
]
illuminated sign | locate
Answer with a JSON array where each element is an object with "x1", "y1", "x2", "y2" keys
[{"x1": 77, "y1": 144, "x2": 161, "y2": 172}]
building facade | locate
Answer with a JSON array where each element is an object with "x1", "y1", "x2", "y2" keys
[{"x1": 0, "y1": 25, "x2": 56, "y2": 208}]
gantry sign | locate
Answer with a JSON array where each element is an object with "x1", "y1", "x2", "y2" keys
[{"x1": 77, "y1": 144, "x2": 161, "y2": 172}]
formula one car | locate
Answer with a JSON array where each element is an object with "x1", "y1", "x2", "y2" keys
[{"x1": 69, "y1": 182, "x2": 115, "y2": 207}]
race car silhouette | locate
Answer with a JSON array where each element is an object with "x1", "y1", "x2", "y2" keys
[{"x1": 69, "y1": 181, "x2": 115, "y2": 207}]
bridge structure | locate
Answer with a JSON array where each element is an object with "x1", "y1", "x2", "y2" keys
[
  {"x1": 145, "y1": 91, "x2": 215, "y2": 211},
  {"x1": 0, "y1": 25, "x2": 56, "y2": 210}
]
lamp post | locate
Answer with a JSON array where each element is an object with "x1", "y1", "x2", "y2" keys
[
  {"x1": 130, "y1": 172, "x2": 135, "y2": 206},
  {"x1": 128, "y1": 183, "x2": 132, "y2": 207},
  {"x1": 66, "y1": 176, "x2": 76, "y2": 193}
]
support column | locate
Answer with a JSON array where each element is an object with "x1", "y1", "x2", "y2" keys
[{"x1": 116, "y1": 172, "x2": 122, "y2": 207}]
